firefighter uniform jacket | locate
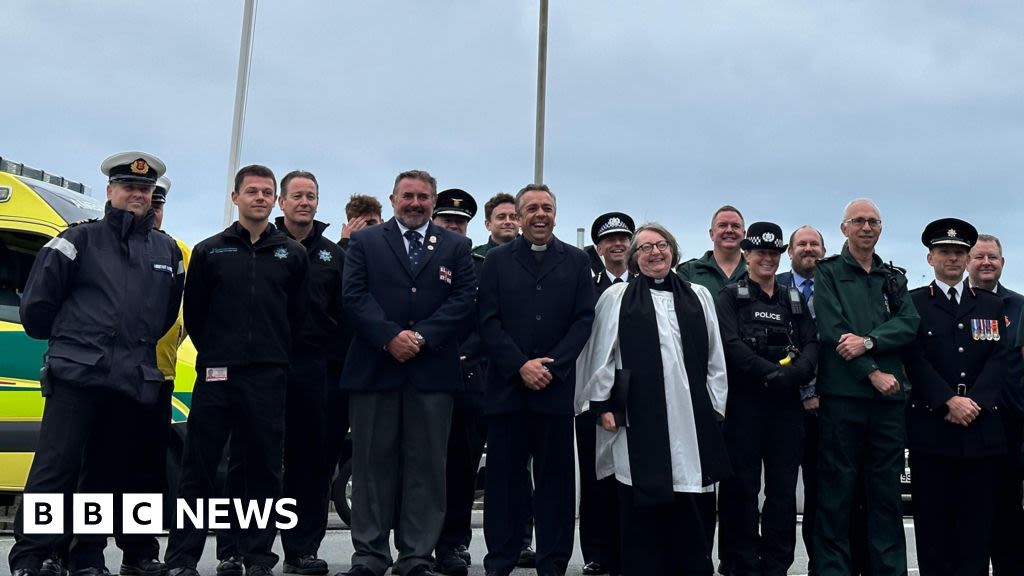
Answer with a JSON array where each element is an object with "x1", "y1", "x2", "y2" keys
[{"x1": 184, "y1": 221, "x2": 308, "y2": 368}]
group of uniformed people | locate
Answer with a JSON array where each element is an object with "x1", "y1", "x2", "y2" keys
[{"x1": 8, "y1": 150, "x2": 1024, "y2": 576}]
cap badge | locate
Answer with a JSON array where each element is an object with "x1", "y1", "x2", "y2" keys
[
  {"x1": 452, "y1": 198, "x2": 463, "y2": 207},
  {"x1": 318, "y1": 249, "x2": 332, "y2": 262},
  {"x1": 130, "y1": 159, "x2": 149, "y2": 175},
  {"x1": 762, "y1": 232, "x2": 776, "y2": 243},
  {"x1": 274, "y1": 247, "x2": 288, "y2": 260},
  {"x1": 948, "y1": 228, "x2": 957, "y2": 238}
]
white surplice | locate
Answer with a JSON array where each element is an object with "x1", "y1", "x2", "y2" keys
[{"x1": 575, "y1": 282, "x2": 728, "y2": 494}]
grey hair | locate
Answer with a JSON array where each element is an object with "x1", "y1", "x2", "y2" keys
[
  {"x1": 841, "y1": 198, "x2": 881, "y2": 223},
  {"x1": 627, "y1": 222, "x2": 682, "y2": 275},
  {"x1": 514, "y1": 183, "x2": 556, "y2": 214},
  {"x1": 975, "y1": 233, "x2": 1003, "y2": 256}
]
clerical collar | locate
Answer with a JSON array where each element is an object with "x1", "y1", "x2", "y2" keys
[{"x1": 530, "y1": 242, "x2": 548, "y2": 252}]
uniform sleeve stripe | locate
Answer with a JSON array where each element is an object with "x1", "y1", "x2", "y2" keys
[{"x1": 43, "y1": 236, "x2": 78, "y2": 261}]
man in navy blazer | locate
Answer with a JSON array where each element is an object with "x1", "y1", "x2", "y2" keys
[
  {"x1": 478, "y1": 184, "x2": 596, "y2": 576},
  {"x1": 340, "y1": 170, "x2": 476, "y2": 576}
]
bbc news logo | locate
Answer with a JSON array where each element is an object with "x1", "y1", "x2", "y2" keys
[{"x1": 24, "y1": 494, "x2": 298, "y2": 534}]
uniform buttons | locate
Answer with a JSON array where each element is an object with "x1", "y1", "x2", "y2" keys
[
  {"x1": 536, "y1": 285, "x2": 542, "y2": 291},
  {"x1": 927, "y1": 331, "x2": 933, "y2": 336},
  {"x1": 960, "y1": 372, "x2": 966, "y2": 378},
  {"x1": 536, "y1": 314, "x2": 542, "y2": 321},
  {"x1": 958, "y1": 347, "x2": 964, "y2": 353},
  {"x1": 408, "y1": 320, "x2": 415, "y2": 326},
  {"x1": 411, "y1": 287, "x2": 417, "y2": 293},
  {"x1": 957, "y1": 323, "x2": 964, "y2": 330}
]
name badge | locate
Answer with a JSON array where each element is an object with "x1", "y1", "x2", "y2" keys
[{"x1": 206, "y1": 367, "x2": 228, "y2": 382}]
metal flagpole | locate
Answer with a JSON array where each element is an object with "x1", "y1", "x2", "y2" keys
[
  {"x1": 533, "y1": 0, "x2": 549, "y2": 186},
  {"x1": 223, "y1": 0, "x2": 258, "y2": 226}
]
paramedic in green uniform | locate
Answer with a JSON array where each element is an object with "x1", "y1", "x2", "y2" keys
[{"x1": 812, "y1": 198, "x2": 919, "y2": 576}]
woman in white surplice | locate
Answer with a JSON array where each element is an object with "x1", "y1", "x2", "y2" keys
[{"x1": 575, "y1": 223, "x2": 730, "y2": 576}]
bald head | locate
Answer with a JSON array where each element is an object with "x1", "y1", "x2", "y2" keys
[{"x1": 842, "y1": 198, "x2": 880, "y2": 222}]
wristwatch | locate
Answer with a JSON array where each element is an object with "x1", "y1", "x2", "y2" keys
[
  {"x1": 414, "y1": 331, "x2": 426, "y2": 347},
  {"x1": 863, "y1": 336, "x2": 876, "y2": 351}
]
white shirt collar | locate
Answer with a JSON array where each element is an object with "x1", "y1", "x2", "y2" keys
[
  {"x1": 605, "y1": 269, "x2": 630, "y2": 283},
  {"x1": 934, "y1": 278, "x2": 965, "y2": 303}
]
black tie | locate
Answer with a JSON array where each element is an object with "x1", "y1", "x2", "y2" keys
[
  {"x1": 405, "y1": 230, "x2": 423, "y2": 267},
  {"x1": 948, "y1": 286, "x2": 958, "y2": 304},
  {"x1": 613, "y1": 277, "x2": 624, "y2": 284}
]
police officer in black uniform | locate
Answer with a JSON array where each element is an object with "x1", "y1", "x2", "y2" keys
[
  {"x1": 165, "y1": 165, "x2": 307, "y2": 576},
  {"x1": 902, "y1": 218, "x2": 1006, "y2": 576},
  {"x1": 576, "y1": 212, "x2": 634, "y2": 576},
  {"x1": 716, "y1": 222, "x2": 819, "y2": 576},
  {"x1": 10, "y1": 152, "x2": 184, "y2": 576},
  {"x1": 431, "y1": 188, "x2": 484, "y2": 576}
]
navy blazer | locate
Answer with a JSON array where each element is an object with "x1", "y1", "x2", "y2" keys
[
  {"x1": 340, "y1": 218, "x2": 476, "y2": 392},
  {"x1": 478, "y1": 235, "x2": 596, "y2": 415}
]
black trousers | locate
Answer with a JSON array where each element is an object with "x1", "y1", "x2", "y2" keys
[
  {"x1": 617, "y1": 483, "x2": 713, "y2": 576},
  {"x1": 348, "y1": 387, "x2": 453, "y2": 576},
  {"x1": 70, "y1": 381, "x2": 174, "y2": 569},
  {"x1": 718, "y1": 393, "x2": 802, "y2": 576},
  {"x1": 313, "y1": 364, "x2": 351, "y2": 553},
  {"x1": 991, "y1": 411, "x2": 1024, "y2": 575},
  {"x1": 436, "y1": 390, "x2": 487, "y2": 555},
  {"x1": 165, "y1": 364, "x2": 287, "y2": 570},
  {"x1": 910, "y1": 450, "x2": 999, "y2": 576},
  {"x1": 483, "y1": 412, "x2": 574, "y2": 576},
  {"x1": 217, "y1": 362, "x2": 351, "y2": 562},
  {"x1": 800, "y1": 409, "x2": 873, "y2": 576},
  {"x1": 574, "y1": 410, "x2": 620, "y2": 572},
  {"x1": 9, "y1": 381, "x2": 165, "y2": 573}
]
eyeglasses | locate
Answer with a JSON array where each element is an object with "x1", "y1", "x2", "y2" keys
[
  {"x1": 844, "y1": 217, "x2": 882, "y2": 229},
  {"x1": 638, "y1": 241, "x2": 670, "y2": 254}
]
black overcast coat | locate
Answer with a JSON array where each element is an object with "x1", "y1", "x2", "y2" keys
[{"x1": 478, "y1": 235, "x2": 596, "y2": 415}]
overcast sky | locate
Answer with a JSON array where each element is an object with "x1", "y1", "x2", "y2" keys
[{"x1": 4, "y1": 1, "x2": 1023, "y2": 287}]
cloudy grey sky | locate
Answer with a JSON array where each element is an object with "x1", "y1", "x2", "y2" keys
[{"x1": 4, "y1": 1, "x2": 1023, "y2": 287}]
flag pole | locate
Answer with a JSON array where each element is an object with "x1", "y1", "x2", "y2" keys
[
  {"x1": 223, "y1": 0, "x2": 258, "y2": 226},
  {"x1": 533, "y1": 0, "x2": 549, "y2": 186}
]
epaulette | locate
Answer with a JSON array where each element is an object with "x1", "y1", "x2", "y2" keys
[
  {"x1": 680, "y1": 257, "x2": 699, "y2": 265},
  {"x1": 67, "y1": 218, "x2": 99, "y2": 228},
  {"x1": 817, "y1": 254, "x2": 840, "y2": 263},
  {"x1": 472, "y1": 252, "x2": 486, "y2": 261},
  {"x1": 883, "y1": 262, "x2": 907, "y2": 275},
  {"x1": 153, "y1": 228, "x2": 169, "y2": 236},
  {"x1": 909, "y1": 285, "x2": 931, "y2": 295}
]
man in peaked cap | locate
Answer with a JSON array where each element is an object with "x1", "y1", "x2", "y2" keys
[
  {"x1": 574, "y1": 211, "x2": 634, "y2": 576},
  {"x1": 68, "y1": 174, "x2": 193, "y2": 576},
  {"x1": 902, "y1": 217, "x2": 1007, "y2": 575},
  {"x1": 429, "y1": 187, "x2": 488, "y2": 576},
  {"x1": 432, "y1": 188, "x2": 477, "y2": 236},
  {"x1": 11, "y1": 151, "x2": 184, "y2": 576}
]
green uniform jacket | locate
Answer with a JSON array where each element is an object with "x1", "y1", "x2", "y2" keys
[
  {"x1": 472, "y1": 237, "x2": 500, "y2": 258},
  {"x1": 814, "y1": 245, "x2": 919, "y2": 401},
  {"x1": 675, "y1": 250, "x2": 747, "y2": 296}
]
